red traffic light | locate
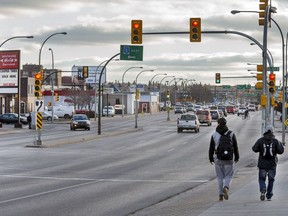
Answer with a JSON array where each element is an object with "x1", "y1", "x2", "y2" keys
[
  {"x1": 269, "y1": 73, "x2": 275, "y2": 81},
  {"x1": 35, "y1": 72, "x2": 42, "y2": 79},
  {"x1": 192, "y1": 21, "x2": 198, "y2": 27},
  {"x1": 133, "y1": 23, "x2": 140, "y2": 29}
]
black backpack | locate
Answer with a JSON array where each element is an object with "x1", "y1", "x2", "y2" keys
[
  {"x1": 261, "y1": 142, "x2": 276, "y2": 159},
  {"x1": 216, "y1": 131, "x2": 234, "y2": 160}
]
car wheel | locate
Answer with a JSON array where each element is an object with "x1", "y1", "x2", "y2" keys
[
  {"x1": 47, "y1": 117, "x2": 52, "y2": 121},
  {"x1": 88, "y1": 128, "x2": 90, "y2": 131},
  {"x1": 177, "y1": 128, "x2": 181, "y2": 133}
]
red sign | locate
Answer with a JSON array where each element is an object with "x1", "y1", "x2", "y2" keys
[{"x1": 0, "y1": 50, "x2": 20, "y2": 69}]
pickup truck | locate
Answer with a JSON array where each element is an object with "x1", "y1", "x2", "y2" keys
[{"x1": 177, "y1": 113, "x2": 200, "y2": 133}]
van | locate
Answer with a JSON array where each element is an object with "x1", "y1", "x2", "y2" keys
[{"x1": 196, "y1": 110, "x2": 212, "y2": 126}]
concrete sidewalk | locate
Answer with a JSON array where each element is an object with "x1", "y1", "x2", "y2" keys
[{"x1": 198, "y1": 160, "x2": 288, "y2": 216}]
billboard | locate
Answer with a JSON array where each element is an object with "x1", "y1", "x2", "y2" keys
[
  {"x1": 0, "y1": 50, "x2": 20, "y2": 93},
  {"x1": 71, "y1": 65, "x2": 106, "y2": 86}
]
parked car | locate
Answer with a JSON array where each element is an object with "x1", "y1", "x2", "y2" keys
[
  {"x1": 177, "y1": 113, "x2": 200, "y2": 133},
  {"x1": 42, "y1": 111, "x2": 59, "y2": 121},
  {"x1": 210, "y1": 110, "x2": 220, "y2": 120},
  {"x1": 174, "y1": 106, "x2": 185, "y2": 114},
  {"x1": 196, "y1": 110, "x2": 212, "y2": 126},
  {"x1": 0, "y1": 113, "x2": 28, "y2": 124},
  {"x1": 102, "y1": 106, "x2": 115, "y2": 117},
  {"x1": 70, "y1": 114, "x2": 90, "y2": 130},
  {"x1": 226, "y1": 105, "x2": 236, "y2": 114}
]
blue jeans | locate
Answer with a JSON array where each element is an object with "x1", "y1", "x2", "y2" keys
[{"x1": 258, "y1": 168, "x2": 276, "y2": 199}]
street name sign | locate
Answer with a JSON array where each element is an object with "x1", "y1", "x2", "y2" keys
[{"x1": 267, "y1": 67, "x2": 279, "y2": 71}]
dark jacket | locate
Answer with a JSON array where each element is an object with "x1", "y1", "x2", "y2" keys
[
  {"x1": 209, "y1": 125, "x2": 240, "y2": 163},
  {"x1": 252, "y1": 132, "x2": 284, "y2": 169}
]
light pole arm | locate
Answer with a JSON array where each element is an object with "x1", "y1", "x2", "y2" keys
[
  {"x1": 38, "y1": 32, "x2": 67, "y2": 65},
  {"x1": 0, "y1": 36, "x2": 33, "y2": 48}
]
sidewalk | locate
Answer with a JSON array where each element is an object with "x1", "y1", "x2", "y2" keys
[{"x1": 197, "y1": 160, "x2": 288, "y2": 216}]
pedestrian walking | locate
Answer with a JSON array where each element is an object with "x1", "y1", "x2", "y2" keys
[
  {"x1": 252, "y1": 125, "x2": 284, "y2": 201},
  {"x1": 27, "y1": 113, "x2": 32, "y2": 129},
  {"x1": 209, "y1": 117, "x2": 239, "y2": 201}
]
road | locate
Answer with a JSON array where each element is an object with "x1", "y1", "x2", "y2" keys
[{"x1": 0, "y1": 111, "x2": 286, "y2": 216}]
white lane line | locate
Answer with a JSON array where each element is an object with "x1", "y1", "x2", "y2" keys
[
  {"x1": 167, "y1": 148, "x2": 175, "y2": 152},
  {"x1": 0, "y1": 174, "x2": 208, "y2": 184},
  {"x1": 0, "y1": 180, "x2": 99, "y2": 205}
]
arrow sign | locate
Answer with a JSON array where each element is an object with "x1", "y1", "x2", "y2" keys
[{"x1": 34, "y1": 99, "x2": 44, "y2": 112}]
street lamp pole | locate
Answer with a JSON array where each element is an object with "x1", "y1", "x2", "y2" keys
[
  {"x1": 38, "y1": 32, "x2": 67, "y2": 66},
  {"x1": 149, "y1": 73, "x2": 167, "y2": 114},
  {"x1": 159, "y1": 75, "x2": 175, "y2": 110},
  {"x1": 0, "y1": 35, "x2": 34, "y2": 47},
  {"x1": 48, "y1": 48, "x2": 55, "y2": 123},
  {"x1": 98, "y1": 53, "x2": 120, "y2": 135},
  {"x1": 121, "y1": 66, "x2": 143, "y2": 118},
  {"x1": 135, "y1": 70, "x2": 154, "y2": 128}
]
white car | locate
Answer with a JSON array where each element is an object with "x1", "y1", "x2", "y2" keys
[
  {"x1": 237, "y1": 107, "x2": 246, "y2": 116},
  {"x1": 248, "y1": 104, "x2": 256, "y2": 112},
  {"x1": 102, "y1": 106, "x2": 115, "y2": 117},
  {"x1": 42, "y1": 111, "x2": 59, "y2": 121}
]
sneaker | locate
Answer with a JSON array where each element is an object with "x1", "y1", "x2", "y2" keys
[
  {"x1": 223, "y1": 187, "x2": 229, "y2": 200},
  {"x1": 260, "y1": 191, "x2": 266, "y2": 201},
  {"x1": 219, "y1": 195, "x2": 224, "y2": 201},
  {"x1": 267, "y1": 198, "x2": 272, "y2": 201}
]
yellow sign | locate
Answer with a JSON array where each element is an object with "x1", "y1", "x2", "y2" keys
[{"x1": 285, "y1": 119, "x2": 288, "y2": 127}]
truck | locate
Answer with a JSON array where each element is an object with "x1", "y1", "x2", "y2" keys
[
  {"x1": 45, "y1": 105, "x2": 75, "y2": 119},
  {"x1": 177, "y1": 113, "x2": 200, "y2": 133}
]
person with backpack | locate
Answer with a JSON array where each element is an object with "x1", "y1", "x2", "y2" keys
[
  {"x1": 252, "y1": 125, "x2": 284, "y2": 201},
  {"x1": 209, "y1": 117, "x2": 239, "y2": 201}
]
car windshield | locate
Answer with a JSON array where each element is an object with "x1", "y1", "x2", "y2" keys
[
  {"x1": 74, "y1": 115, "x2": 88, "y2": 120},
  {"x1": 181, "y1": 115, "x2": 196, "y2": 120}
]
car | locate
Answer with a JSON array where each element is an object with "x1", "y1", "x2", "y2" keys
[
  {"x1": 42, "y1": 111, "x2": 59, "y2": 121},
  {"x1": 177, "y1": 113, "x2": 200, "y2": 133},
  {"x1": 237, "y1": 107, "x2": 246, "y2": 116},
  {"x1": 226, "y1": 105, "x2": 236, "y2": 114},
  {"x1": 174, "y1": 106, "x2": 185, "y2": 114},
  {"x1": 210, "y1": 110, "x2": 220, "y2": 120},
  {"x1": 248, "y1": 104, "x2": 256, "y2": 112},
  {"x1": 218, "y1": 106, "x2": 228, "y2": 117},
  {"x1": 186, "y1": 105, "x2": 194, "y2": 112},
  {"x1": 196, "y1": 110, "x2": 212, "y2": 126},
  {"x1": 70, "y1": 114, "x2": 91, "y2": 130},
  {"x1": 0, "y1": 113, "x2": 28, "y2": 124},
  {"x1": 102, "y1": 106, "x2": 115, "y2": 117}
]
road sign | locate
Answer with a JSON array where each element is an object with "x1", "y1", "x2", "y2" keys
[
  {"x1": 36, "y1": 112, "x2": 43, "y2": 129},
  {"x1": 34, "y1": 99, "x2": 44, "y2": 112},
  {"x1": 267, "y1": 67, "x2": 279, "y2": 71},
  {"x1": 120, "y1": 45, "x2": 143, "y2": 61},
  {"x1": 222, "y1": 85, "x2": 231, "y2": 89}
]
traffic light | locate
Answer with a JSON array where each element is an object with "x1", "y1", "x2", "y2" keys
[
  {"x1": 259, "y1": 0, "x2": 268, "y2": 26},
  {"x1": 34, "y1": 72, "x2": 42, "y2": 98},
  {"x1": 131, "y1": 20, "x2": 142, "y2": 44},
  {"x1": 190, "y1": 18, "x2": 201, "y2": 42},
  {"x1": 83, "y1": 66, "x2": 89, "y2": 78},
  {"x1": 215, "y1": 73, "x2": 221, "y2": 84},
  {"x1": 261, "y1": 94, "x2": 267, "y2": 107},
  {"x1": 268, "y1": 73, "x2": 276, "y2": 94},
  {"x1": 166, "y1": 90, "x2": 170, "y2": 100},
  {"x1": 55, "y1": 93, "x2": 59, "y2": 101},
  {"x1": 255, "y1": 64, "x2": 263, "y2": 89}
]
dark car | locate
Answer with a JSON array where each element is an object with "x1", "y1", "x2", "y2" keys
[
  {"x1": 0, "y1": 113, "x2": 28, "y2": 124},
  {"x1": 70, "y1": 114, "x2": 91, "y2": 130},
  {"x1": 210, "y1": 110, "x2": 220, "y2": 120}
]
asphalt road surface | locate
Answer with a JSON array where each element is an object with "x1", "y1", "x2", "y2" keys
[{"x1": 0, "y1": 111, "x2": 286, "y2": 216}]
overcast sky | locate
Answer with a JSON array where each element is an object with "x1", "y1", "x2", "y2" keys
[{"x1": 0, "y1": 0, "x2": 287, "y2": 86}]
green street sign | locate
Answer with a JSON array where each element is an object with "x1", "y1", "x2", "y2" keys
[
  {"x1": 267, "y1": 67, "x2": 279, "y2": 71},
  {"x1": 120, "y1": 45, "x2": 143, "y2": 61},
  {"x1": 222, "y1": 85, "x2": 231, "y2": 89}
]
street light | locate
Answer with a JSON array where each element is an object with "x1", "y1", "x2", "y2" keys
[
  {"x1": 49, "y1": 48, "x2": 55, "y2": 123},
  {"x1": 250, "y1": 43, "x2": 274, "y2": 66},
  {"x1": 121, "y1": 66, "x2": 143, "y2": 118},
  {"x1": 135, "y1": 69, "x2": 154, "y2": 128},
  {"x1": 0, "y1": 35, "x2": 34, "y2": 47},
  {"x1": 38, "y1": 32, "x2": 67, "y2": 66},
  {"x1": 149, "y1": 73, "x2": 167, "y2": 115},
  {"x1": 94, "y1": 59, "x2": 119, "y2": 121}
]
